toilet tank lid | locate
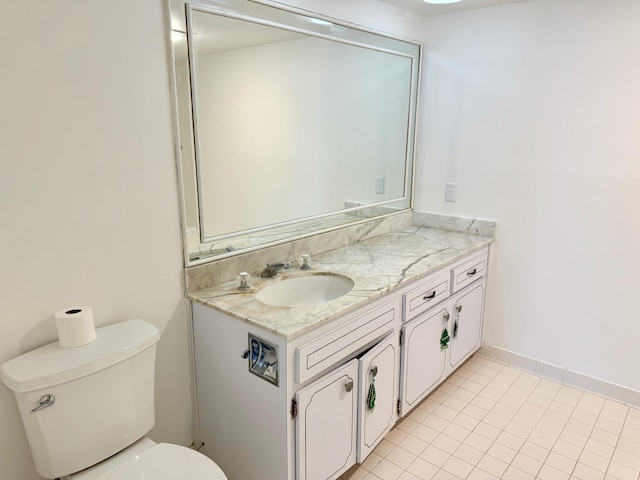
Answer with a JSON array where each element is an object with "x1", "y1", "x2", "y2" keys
[{"x1": 1, "y1": 319, "x2": 160, "y2": 393}]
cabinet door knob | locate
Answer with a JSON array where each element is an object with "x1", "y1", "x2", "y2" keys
[
  {"x1": 345, "y1": 380, "x2": 354, "y2": 393},
  {"x1": 456, "y1": 305, "x2": 462, "y2": 313}
]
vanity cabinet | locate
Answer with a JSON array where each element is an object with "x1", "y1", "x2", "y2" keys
[
  {"x1": 399, "y1": 278, "x2": 486, "y2": 415},
  {"x1": 295, "y1": 359, "x2": 358, "y2": 480},
  {"x1": 191, "y1": 247, "x2": 488, "y2": 480},
  {"x1": 399, "y1": 249, "x2": 487, "y2": 415},
  {"x1": 356, "y1": 335, "x2": 399, "y2": 462},
  {"x1": 449, "y1": 281, "x2": 485, "y2": 369},
  {"x1": 295, "y1": 333, "x2": 398, "y2": 480},
  {"x1": 191, "y1": 294, "x2": 401, "y2": 480},
  {"x1": 400, "y1": 302, "x2": 450, "y2": 414}
]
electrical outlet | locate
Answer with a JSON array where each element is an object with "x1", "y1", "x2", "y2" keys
[
  {"x1": 375, "y1": 177, "x2": 385, "y2": 194},
  {"x1": 445, "y1": 183, "x2": 458, "y2": 202}
]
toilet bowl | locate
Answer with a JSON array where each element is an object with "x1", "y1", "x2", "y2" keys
[
  {"x1": 1, "y1": 319, "x2": 228, "y2": 480},
  {"x1": 69, "y1": 438, "x2": 227, "y2": 480}
]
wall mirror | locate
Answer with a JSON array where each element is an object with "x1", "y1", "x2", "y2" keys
[{"x1": 170, "y1": 0, "x2": 421, "y2": 265}]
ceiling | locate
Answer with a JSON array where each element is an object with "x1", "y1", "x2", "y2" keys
[{"x1": 379, "y1": 0, "x2": 524, "y2": 16}]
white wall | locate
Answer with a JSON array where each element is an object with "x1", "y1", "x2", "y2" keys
[
  {"x1": 0, "y1": 1, "x2": 422, "y2": 478},
  {"x1": 0, "y1": 1, "x2": 193, "y2": 479},
  {"x1": 415, "y1": 0, "x2": 640, "y2": 390}
]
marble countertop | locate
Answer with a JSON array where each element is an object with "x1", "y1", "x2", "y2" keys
[{"x1": 187, "y1": 225, "x2": 494, "y2": 340}]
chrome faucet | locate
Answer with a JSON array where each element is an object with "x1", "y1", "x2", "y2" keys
[{"x1": 260, "y1": 261, "x2": 291, "y2": 278}]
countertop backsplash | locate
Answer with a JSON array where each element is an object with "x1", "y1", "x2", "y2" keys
[
  {"x1": 184, "y1": 210, "x2": 414, "y2": 293},
  {"x1": 184, "y1": 211, "x2": 497, "y2": 294}
]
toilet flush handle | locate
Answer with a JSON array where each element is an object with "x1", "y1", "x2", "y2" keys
[{"x1": 30, "y1": 394, "x2": 55, "y2": 414}]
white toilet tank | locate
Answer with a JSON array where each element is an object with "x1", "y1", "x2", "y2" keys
[{"x1": 1, "y1": 319, "x2": 160, "y2": 479}]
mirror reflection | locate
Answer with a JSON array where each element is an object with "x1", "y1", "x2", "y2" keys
[{"x1": 172, "y1": 1, "x2": 421, "y2": 263}]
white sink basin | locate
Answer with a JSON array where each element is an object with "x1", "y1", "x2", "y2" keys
[{"x1": 256, "y1": 273, "x2": 354, "y2": 307}]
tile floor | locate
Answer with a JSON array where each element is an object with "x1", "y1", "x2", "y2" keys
[{"x1": 341, "y1": 355, "x2": 640, "y2": 480}]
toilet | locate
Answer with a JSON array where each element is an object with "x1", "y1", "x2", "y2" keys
[{"x1": 0, "y1": 319, "x2": 228, "y2": 480}]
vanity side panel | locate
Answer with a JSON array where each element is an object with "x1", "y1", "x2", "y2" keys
[{"x1": 192, "y1": 302, "x2": 289, "y2": 480}]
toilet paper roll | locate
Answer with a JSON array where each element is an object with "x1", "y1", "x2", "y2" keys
[{"x1": 55, "y1": 306, "x2": 96, "y2": 348}]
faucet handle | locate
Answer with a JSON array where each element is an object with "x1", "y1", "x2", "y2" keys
[
  {"x1": 236, "y1": 272, "x2": 251, "y2": 290},
  {"x1": 298, "y1": 254, "x2": 312, "y2": 270}
]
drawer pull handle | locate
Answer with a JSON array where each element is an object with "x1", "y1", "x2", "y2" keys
[
  {"x1": 423, "y1": 291, "x2": 437, "y2": 301},
  {"x1": 466, "y1": 268, "x2": 477, "y2": 277},
  {"x1": 345, "y1": 380, "x2": 354, "y2": 393}
]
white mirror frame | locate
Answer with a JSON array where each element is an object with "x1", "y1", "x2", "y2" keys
[{"x1": 169, "y1": 0, "x2": 421, "y2": 266}]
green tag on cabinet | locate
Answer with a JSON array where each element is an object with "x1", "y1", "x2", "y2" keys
[
  {"x1": 367, "y1": 381, "x2": 376, "y2": 411},
  {"x1": 367, "y1": 366, "x2": 377, "y2": 411},
  {"x1": 440, "y1": 328, "x2": 450, "y2": 349}
]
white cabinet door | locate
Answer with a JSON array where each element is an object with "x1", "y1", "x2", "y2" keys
[
  {"x1": 399, "y1": 302, "x2": 452, "y2": 416},
  {"x1": 449, "y1": 280, "x2": 485, "y2": 369},
  {"x1": 357, "y1": 334, "x2": 399, "y2": 463},
  {"x1": 295, "y1": 359, "x2": 358, "y2": 480}
]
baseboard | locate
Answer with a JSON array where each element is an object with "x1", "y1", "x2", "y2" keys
[{"x1": 477, "y1": 343, "x2": 640, "y2": 409}]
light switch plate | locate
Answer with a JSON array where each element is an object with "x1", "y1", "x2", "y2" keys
[{"x1": 445, "y1": 183, "x2": 458, "y2": 202}]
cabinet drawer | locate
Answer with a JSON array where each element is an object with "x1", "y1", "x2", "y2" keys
[
  {"x1": 403, "y1": 272, "x2": 450, "y2": 321},
  {"x1": 296, "y1": 298, "x2": 399, "y2": 384},
  {"x1": 451, "y1": 251, "x2": 487, "y2": 294}
]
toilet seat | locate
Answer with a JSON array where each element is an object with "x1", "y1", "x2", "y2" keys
[{"x1": 70, "y1": 441, "x2": 227, "y2": 480}]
